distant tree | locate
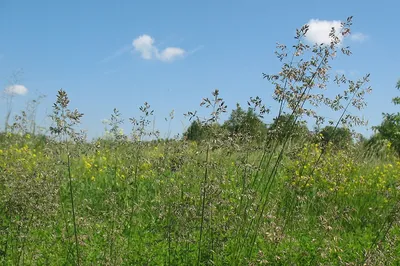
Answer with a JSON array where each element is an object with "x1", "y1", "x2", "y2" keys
[
  {"x1": 184, "y1": 120, "x2": 220, "y2": 142},
  {"x1": 184, "y1": 120, "x2": 203, "y2": 142},
  {"x1": 372, "y1": 80, "x2": 400, "y2": 156},
  {"x1": 354, "y1": 133, "x2": 368, "y2": 149},
  {"x1": 268, "y1": 113, "x2": 309, "y2": 142},
  {"x1": 357, "y1": 133, "x2": 367, "y2": 144},
  {"x1": 184, "y1": 89, "x2": 228, "y2": 143},
  {"x1": 319, "y1": 125, "x2": 353, "y2": 149},
  {"x1": 223, "y1": 103, "x2": 267, "y2": 142},
  {"x1": 360, "y1": 130, "x2": 400, "y2": 160}
]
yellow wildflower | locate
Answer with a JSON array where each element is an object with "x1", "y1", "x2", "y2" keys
[{"x1": 84, "y1": 161, "x2": 92, "y2": 169}]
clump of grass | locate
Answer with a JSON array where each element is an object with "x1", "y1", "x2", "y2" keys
[{"x1": 49, "y1": 89, "x2": 84, "y2": 265}]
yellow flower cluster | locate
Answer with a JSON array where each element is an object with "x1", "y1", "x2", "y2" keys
[
  {"x1": 81, "y1": 154, "x2": 109, "y2": 181},
  {"x1": 285, "y1": 142, "x2": 400, "y2": 198},
  {"x1": 0, "y1": 143, "x2": 43, "y2": 177}
]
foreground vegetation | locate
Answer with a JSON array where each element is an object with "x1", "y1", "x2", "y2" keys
[
  {"x1": 1, "y1": 131, "x2": 400, "y2": 265},
  {"x1": 1, "y1": 16, "x2": 400, "y2": 265}
]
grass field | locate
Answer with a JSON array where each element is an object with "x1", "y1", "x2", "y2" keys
[{"x1": 1, "y1": 130, "x2": 400, "y2": 265}]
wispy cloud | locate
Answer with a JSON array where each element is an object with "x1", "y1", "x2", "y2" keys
[
  {"x1": 349, "y1": 70, "x2": 360, "y2": 77},
  {"x1": 335, "y1": 69, "x2": 360, "y2": 78},
  {"x1": 336, "y1": 69, "x2": 346, "y2": 75},
  {"x1": 100, "y1": 45, "x2": 131, "y2": 63},
  {"x1": 188, "y1": 45, "x2": 205, "y2": 55},
  {"x1": 4, "y1": 84, "x2": 28, "y2": 96},
  {"x1": 103, "y1": 69, "x2": 118, "y2": 75},
  {"x1": 350, "y1": 32, "x2": 368, "y2": 42},
  {"x1": 132, "y1": 34, "x2": 186, "y2": 62},
  {"x1": 304, "y1": 19, "x2": 368, "y2": 45}
]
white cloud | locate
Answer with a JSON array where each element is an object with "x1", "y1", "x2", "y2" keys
[
  {"x1": 350, "y1": 32, "x2": 368, "y2": 42},
  {"x1": 305, "y1": 19, "x2": 343, "y2": 45},
  {"x1": 305, "y1": 19, "x2": 368, "y2": 45},
  {"x1": 132, "y1": 34, "x2": 186, "y2": 62},
  {"x1": 133, "y1": 35, "x2": 157, "y2": 60},
  {"x1": 157, "y1": 47, "x2": 185, "y2": 62},
  {"x1": 4, "y1": 84, "x2": 28, "y2": 96}
]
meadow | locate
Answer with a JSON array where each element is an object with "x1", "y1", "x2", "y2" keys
[
  {"x1": 1, "y1": 16, "x2": 400, "y2": 265},
  {"x1": 1, "y1": 128, "x2": 400, "y2": 265}
]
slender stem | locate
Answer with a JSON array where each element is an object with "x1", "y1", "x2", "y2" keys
[
  {"x1": 167, "y1": 204, "x2": 172, "y2": 266},
  {"x1": 197, "y1": 146, "x2": 209, "y2": 266},
  {"x1": 67, "y1": 152, "x2": 80, "y2": 265}
]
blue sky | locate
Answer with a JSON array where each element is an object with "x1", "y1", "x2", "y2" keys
[{"x1": 0, "y1": 0, "x2": 399, "y2": 139}]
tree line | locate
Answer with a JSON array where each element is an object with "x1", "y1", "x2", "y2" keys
[{"x1": 184, "y1": 79, "x2": 400, "y2": 156}]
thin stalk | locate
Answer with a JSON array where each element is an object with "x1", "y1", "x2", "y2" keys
[
  {"x1": 16, "y1": 212, "x2": 34, "y2": 265},
  {"x1": 197, "y1": 146, "x2": 209, "y2": 266},
  {"x1": 67, "y1": 152, "x2": 80, "y2": 266},
  {"x1": 57, "y1": 172, "x2": 73, "y2": 263},
  {"x1": 2, "y1": 208, "x2": 12, "y2": 263},
  {"x1": 109, "y1": 194, "x2": 116, "y2": 265},
  {"x1": 167, "y1": 204, "x2": 172, "y2": 266},
  {"x1": 109, "y1": 151, "x2": 119, "y2": 264},
  {"x1": 362, "y1": 200, "x2": 400, "y2": 264},
  {"x1": 127, "y1": 142, "x2": 141, "y2": 253},
  {"x1": 209, "y1": 200, "x2": 214, "y2": 263}
]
